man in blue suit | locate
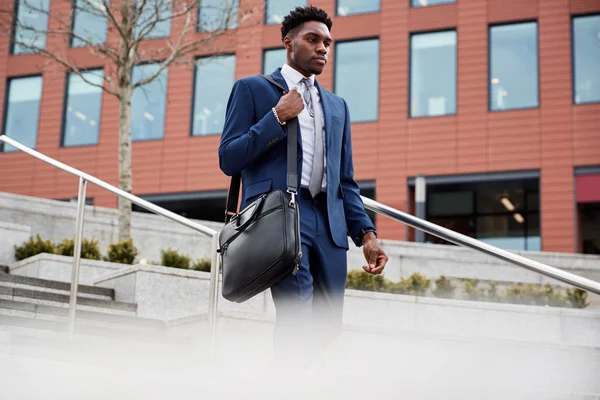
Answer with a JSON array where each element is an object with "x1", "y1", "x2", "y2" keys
[{"x1": 219, "y1": 6, "x2": 388, "y2": 365}]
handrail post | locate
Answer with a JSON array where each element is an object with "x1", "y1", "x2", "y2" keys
[
  {"x1": 207, "y1": 232, "x2": 220, "y2": 354},
  {"x1": 68, "y1": 177, "x2": 87, "y2": 338}
]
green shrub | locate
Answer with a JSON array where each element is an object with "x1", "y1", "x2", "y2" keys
[
  {"x1": 505, "y1": 283, "x2": 567, "y2": 307},
  {"x1": 463, "y1": 279, "x2": 483, "y2": 301},
  {"x1": 566, "y1": 288, "x2": 589, "y2": 309},
  {"x1": 485, "y1": 281, "x2": 501, "y2": 302},
  {"x1": 192, "y1": 256, "x2": 212, "y2": 272},
  {"x1": 105, "y1": 238, "x2": 138, "y2": 265},
  {"x1": 401, "y1": 272, "x2": 431, "y2": 296},
  {"x1": 433, "y1": 275, "x2": 455, "y2": 299},
  {"x1": 14, "y1": 234, "x2": 57, "y2": 261},
  {"x1": 161, "y1": 249, "x2": 191, "y2": 269},
  {"x1": 56, "y1": 238, "x2": 101, "y2": 260},
  {"x1": 346, "y1": 270, "x2": 388, "y2": 292}
]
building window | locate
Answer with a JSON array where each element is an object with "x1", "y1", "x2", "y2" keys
[
  {"x1": 411, "y1": 0, "x2": 455, "y2": 7},
  {"x1": 131, "y1": 64, "x2": 168, "y2": 141},
  {"x1": 573, "y1": 15, "x2": 600, "y2": 104},
  {"x1": 71, "y1": 0, "x2": 108, "y2": 47},
  {"x1": 489, "y1": 22, "x2": 539, "y2": 111},
  {"x1": 62, "y1": 70, "x2": 104, "y2": 147},
  {"x1": 266, "y1": 0, "x2": 306, "y2": 25},
  {"x1": 334, "y1": 39, "x2": 380, "y2": 122},
  {"x1": 2, "y1": 76, "x2": 43, "y2": 152},
  {"x1": 337, "y1": 0, "x2": 380, "y2": 16},
  {"x1": 192, "y1": 55, "x2": 236, "y2": 136},
  {"x1": 426, "y1": 178, "x2": 540, "y2": 251},
  {"x1": 410, "y1": 30, "x2": 456, "y2": 118},
  {"x1": 134, "y1": 0, "x2": 171, "y2": 39},
  {"x1": 263, "y1": 48, "x2": 286, "y2": 74},
  {"x1": 198, "y1": 0, "x2": 238, "y2": 32},
  {"x1": 11, "y1": 0, "x2": 50, "y2": 55}
]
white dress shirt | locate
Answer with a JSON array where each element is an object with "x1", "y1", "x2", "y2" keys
[{"x1": 280, "y1": 64, "x2": 327, "y2": 191}]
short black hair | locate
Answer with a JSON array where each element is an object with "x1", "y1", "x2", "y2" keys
[{"x1": 280, "y1": 6, "x2": 333, "y2": 42}]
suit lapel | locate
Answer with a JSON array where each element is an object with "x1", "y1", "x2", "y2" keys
[{"x1": 315, "y1": 80, "x2": 334, "y2": 157}]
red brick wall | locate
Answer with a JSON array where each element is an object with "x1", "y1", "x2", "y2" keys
[{"x1": 1, "y1": 0, "x2": 599, "y2": 253}]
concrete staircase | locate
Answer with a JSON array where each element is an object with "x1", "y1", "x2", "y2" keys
[{"x1": 0, "y1": 265, "x2": 191, "y2": 368}]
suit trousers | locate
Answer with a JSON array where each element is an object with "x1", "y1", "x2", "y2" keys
[{"x1": 270, "y1": 188, "x2": 348, "y2": 369}]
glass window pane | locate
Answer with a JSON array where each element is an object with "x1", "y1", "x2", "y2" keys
[
  {"x1": 198, "y1": 0, "x2": 238, "y2": 32},
  {"x1": 476, "y1": 215, "x2": 526, "y2": 251},
  {"x1": 526, "y1": 213, "x2": 541, "y2": 251},
  {"x1": 337, "y1": 0, "x2": 380, "y2": 16},
  {"x1": 13, "y1": 0, "x2": 50, "y2": 54},
  {"x1": 131, "y1": 64, "x2": 168, "y2": 141},
  {"x1": 490, "y1": 22, "x2": 539, "y2": 111},
  {"x1": 3, "y1": 76, "x2": 43, "y2": 152},
  {"x1": 573, "y1": 15, "x2": 600, "y2": 104},
  {"x1": 411, "y1": 0, "x2": 455, "y2": 7},
  {"x1": 192, "y1": 55, "x2": 236, "y2": 136},
  {"x1": 72, "y1": 0, "x2": 108, "y2": 47},
  {"x1": 410, "y1": 31, "x2": 456, "y2": 117},
  {"x1": 476, "y1": 188, "x2": 526, "y2": 214},
  {"x1": 427, "y1": 216, "x2": 474, "y2": 245},
  {"x1": 334, "y1": 39, "x2": 379, "y2": 122},
  {"x1": 63, "y1": 70, "x2": 104, "y2": 147},
  {"x1": 135, "y1": 0, "x2": 171, "y2": 39},
  {"x1": 263, "y1": 48, "x2": 286, "y2": 74},
  {"x1": 428, "y1": 191, "x2": 473, "y2": 217},
  {"x1": 266, "y1": 0, "x2": 306, "y2": 25}
]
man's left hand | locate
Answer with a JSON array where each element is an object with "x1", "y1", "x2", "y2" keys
[{"x1": 361, "y1": 232, "x2": 388, "y2": 275}]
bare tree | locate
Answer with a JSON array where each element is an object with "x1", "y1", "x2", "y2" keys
[{"x1": 1, "y1": 0, "x2": 256, "y2": 240}]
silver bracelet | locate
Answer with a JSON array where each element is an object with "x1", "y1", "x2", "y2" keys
[{"x1": 272, "y1": 107, "x2": 286, "y2": 125}]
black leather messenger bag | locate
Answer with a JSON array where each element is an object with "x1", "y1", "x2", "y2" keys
[{"x1": 218, "y1": 75, "x2": 302, "y2": 303}]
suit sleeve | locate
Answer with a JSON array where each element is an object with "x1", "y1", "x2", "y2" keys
[
  {"x1": 218, "y1": 79, "x2": 286, "y2": 177},
  {"x1": 340, "y1": 99, "x2": 376, "y2": 247}
]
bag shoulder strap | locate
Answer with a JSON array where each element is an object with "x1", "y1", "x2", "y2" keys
[{"x1": 225, "y1": 75, "x2": 299, "y2": 223}]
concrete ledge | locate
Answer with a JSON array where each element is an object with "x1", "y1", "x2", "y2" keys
[
  {"x1": 0, "y1": 221, "x2": 31, "y2": 264},
  {"x1": 9, "y1": 253, "x2": 125, "y2": 285}
]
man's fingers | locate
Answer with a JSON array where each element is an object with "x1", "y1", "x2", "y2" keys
[{"x1": 369, "y1": 249, "x2": 377, "y2": 268}]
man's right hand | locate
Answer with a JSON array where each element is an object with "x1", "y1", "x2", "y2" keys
[{"x1": 274, "y1": 88, "x2": 304, "y2": 122}]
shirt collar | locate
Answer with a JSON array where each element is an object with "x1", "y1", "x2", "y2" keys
[{"x1": 281, "y1": 63, "x2": 314, "y2": 85}]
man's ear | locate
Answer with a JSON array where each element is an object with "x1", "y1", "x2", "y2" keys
[{"x1": 283, "y1": 36, "x2": 293, "y2": 51}]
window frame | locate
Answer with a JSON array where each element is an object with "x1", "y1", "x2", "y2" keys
[
  {"x1": 409, "y1": 0, "x2": 456, "y2": 9},
  {"x1": 189, "y1": 53, "x2": 236, "y2": 137},
  {"x1": 130, "y1": 61, "x2": 169, "y2": 142},
  {"x1": 335, "y1": 0, "x2": 381, "y2": 17},
  {"x1": 262, "y1": 47, "x2": 286, "y2": 75},
  {"x1": 333, "y1": 36, "x2": 381, "y2": 123},
  {"x1": 69, "y1": 0, "x2": 109, "y2": 48},
  {"x1": 10, "y1": 0, "x2": 50, "y2": 55},
  {"x1": 407, "y1": 28, "x2": 458, "y2": 119},
  {"x1": 488, "y1": 19, "x2": 540, "y2": 112},
  {"x1": 571, "y1": 13, "x2": 600, "y2": 106},
  {"x1": 1, "y1": 74, "x2": 44, "y2": 152},
  {"x1": 60, "y1": 67, "x2": 105, "y2": 148}
]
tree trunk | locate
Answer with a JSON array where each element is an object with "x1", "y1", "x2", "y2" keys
[{"x1": 118, "y1": 77, "x2": 133, "y2": 241}]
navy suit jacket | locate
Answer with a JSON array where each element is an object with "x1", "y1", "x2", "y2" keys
[{"x1": 218, "y1": 68, "x2": 375, "y2": 249}]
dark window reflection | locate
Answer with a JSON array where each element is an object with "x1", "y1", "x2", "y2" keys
[{"x1": 426, "y1": 178, "x2": 540, "y2": 251}]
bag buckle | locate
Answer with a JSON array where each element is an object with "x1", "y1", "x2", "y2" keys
[{"x1": 287, "y1": 190, "x2": 297, "y2": 207}]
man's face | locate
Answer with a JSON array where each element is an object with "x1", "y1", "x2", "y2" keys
[{"x1": 285, "y1": 21, "x2": 332, "y2": 76}]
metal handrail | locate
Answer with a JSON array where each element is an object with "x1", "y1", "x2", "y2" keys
[
  {"x1": 0, "y1": 135, "x2": 221, "y2": 342},
  {"x1": 361, "y1": 197, "x2": 600, "y2": 295},
  {"x1": 2, "y1": 134, "x2": 599, "y2": 350}
]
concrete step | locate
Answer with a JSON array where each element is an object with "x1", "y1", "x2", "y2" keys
[
  {"x1": 0, "y1": 285, "x2": 136, "y2": 315},
  {"x1": 0, "y1": 272, "x2": 114, "y2": 301},
  {"x1": 0, "y1": 299, "x2": 163, "y2": 331},
  {"x1": 0, "y1": 314, "x2": 164, "y2": 342}
]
